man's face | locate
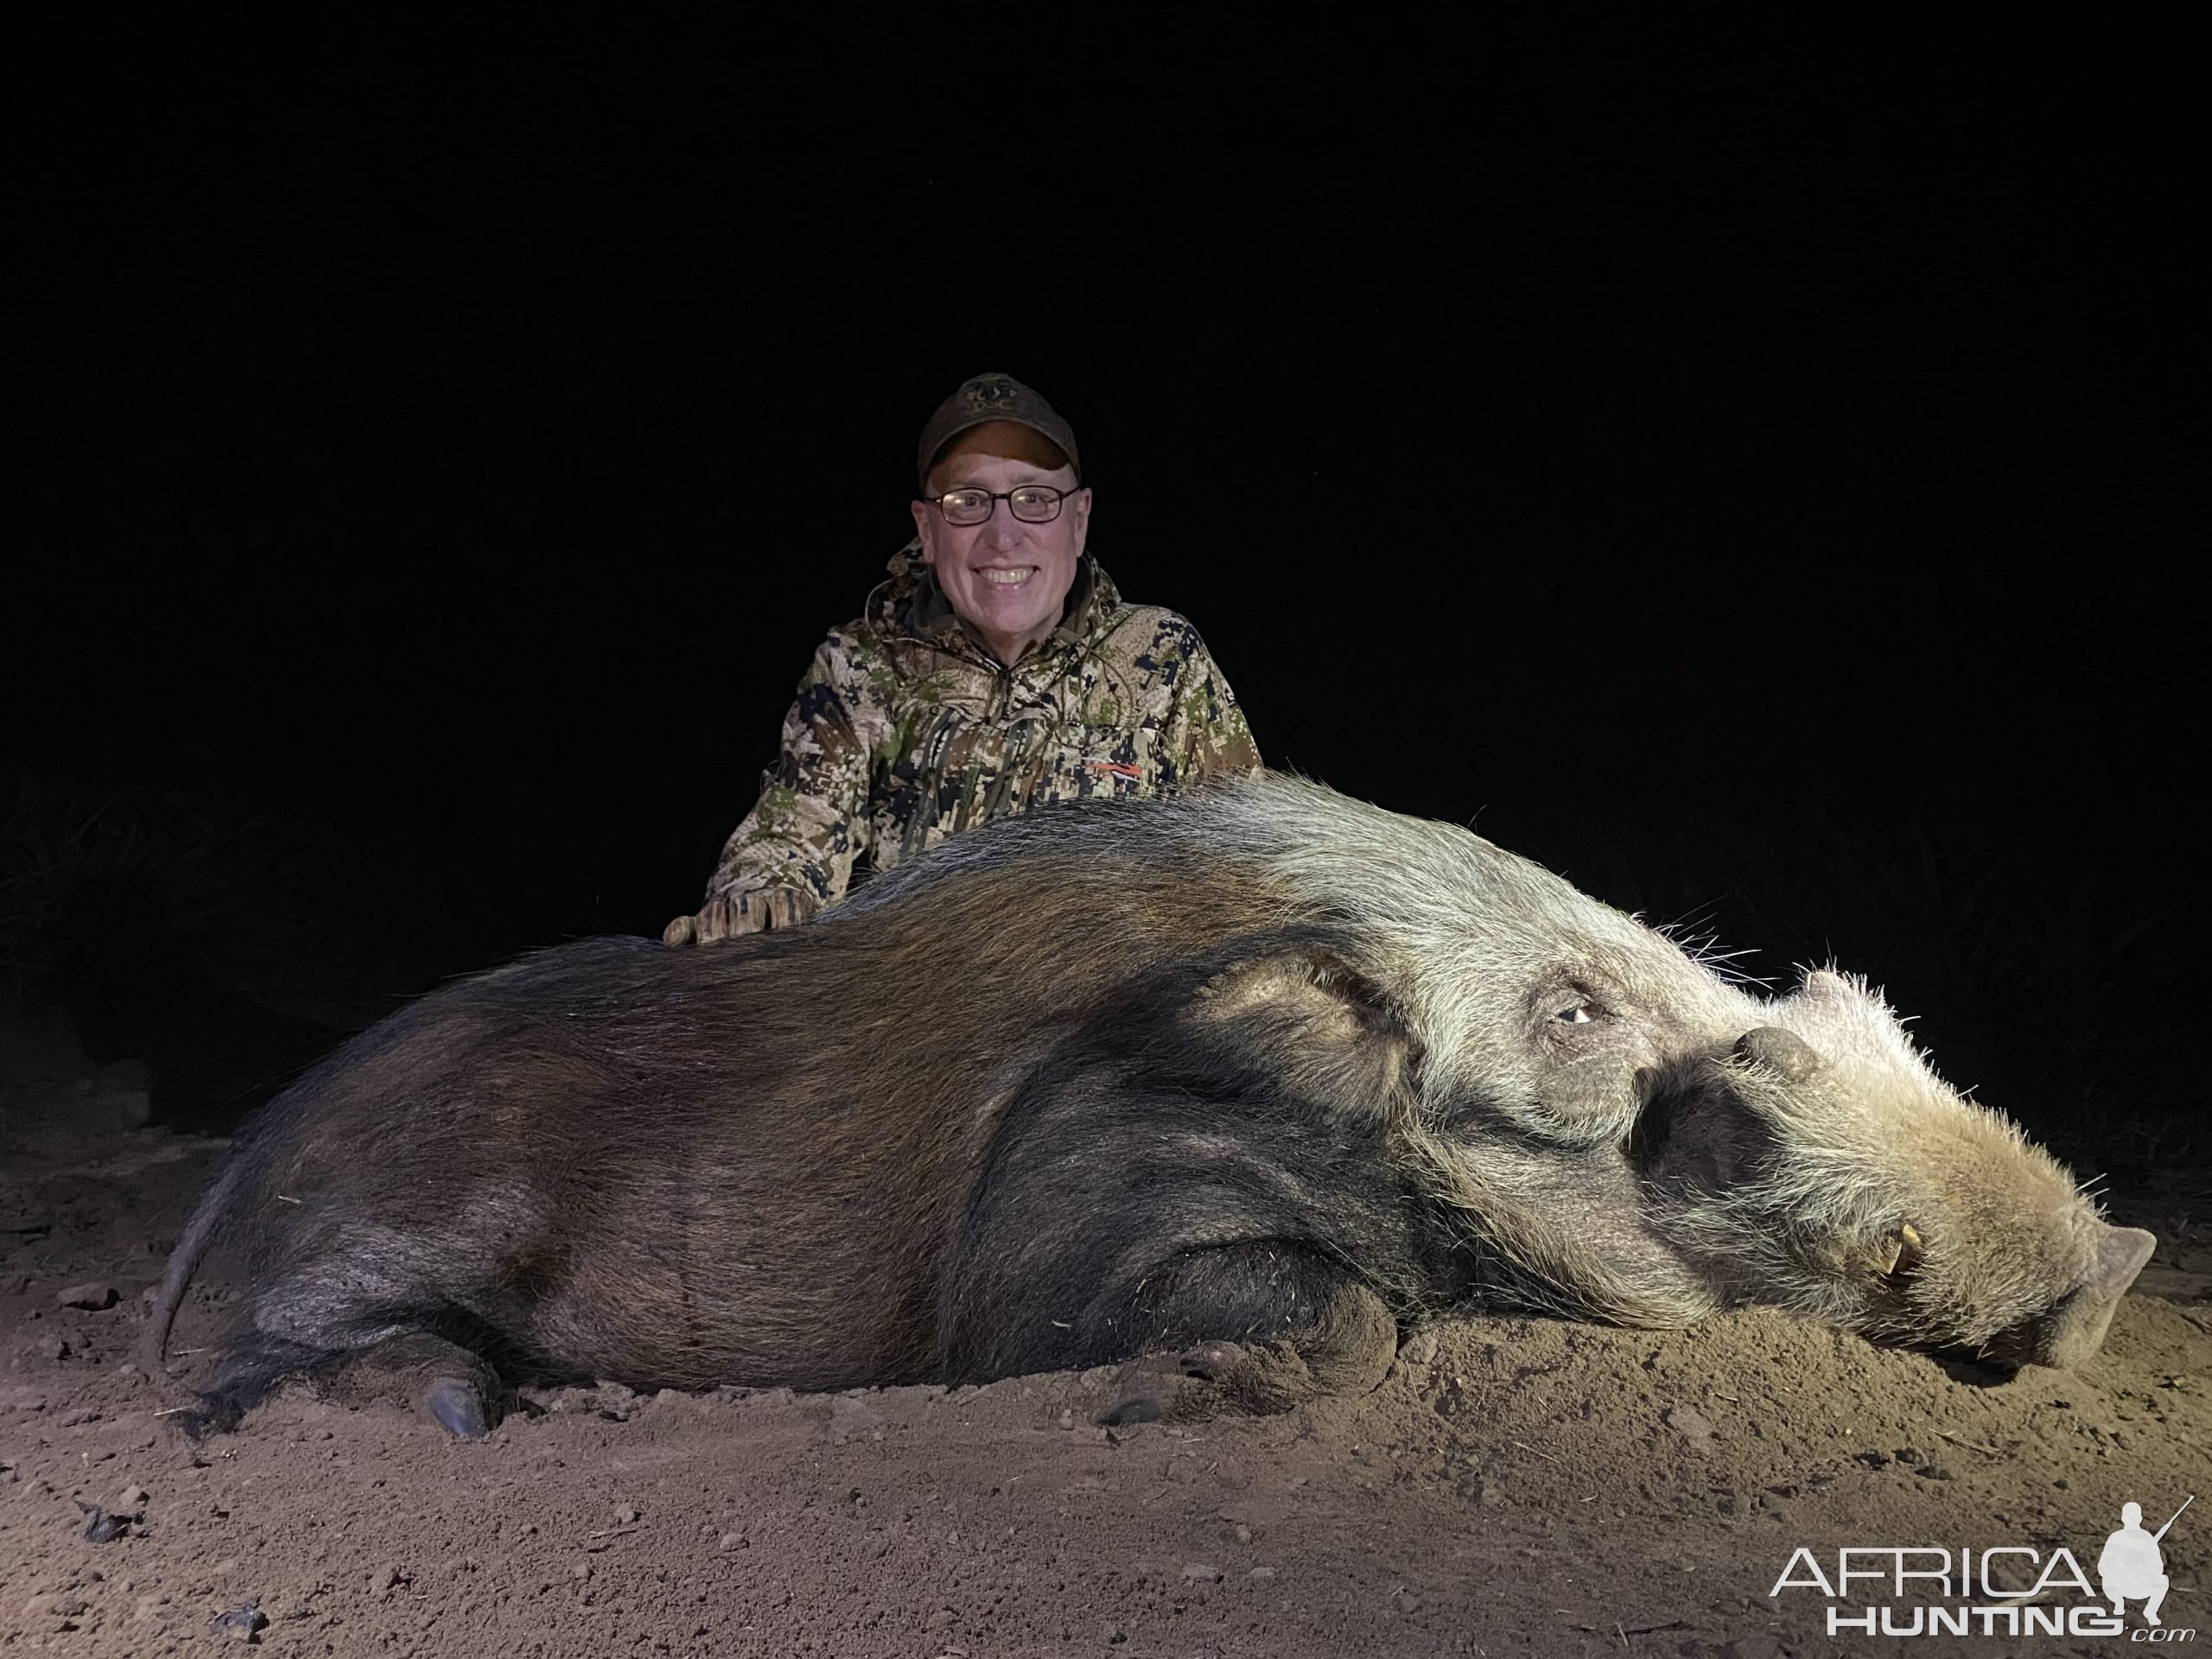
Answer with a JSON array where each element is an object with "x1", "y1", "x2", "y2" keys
[{"x1": 910, "y1": 446, "x2": 1090, "y2": 666}]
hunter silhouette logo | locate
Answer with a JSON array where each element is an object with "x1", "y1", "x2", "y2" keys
[
  {"x1": 2100, "y1": 1497, "x2": 2190, "y2": 1627},
  {"x1": 1768, "y1": 1493, "x2": 2196, "y2": 1639}
]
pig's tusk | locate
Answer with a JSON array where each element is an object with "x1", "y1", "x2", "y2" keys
[{"x1": 1877, "y1": 1224, "x2": 1924, "y2": 1277}]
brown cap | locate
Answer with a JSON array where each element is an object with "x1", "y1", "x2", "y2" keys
[{"x1": 917, "y1": 372, "x2": 1081, "y2": 489}]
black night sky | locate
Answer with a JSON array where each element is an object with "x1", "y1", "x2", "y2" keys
[{"x1": 9, "y1": 26, "x2": 2198, "y2": 1147}]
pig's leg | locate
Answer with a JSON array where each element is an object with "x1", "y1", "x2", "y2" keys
[
  {"x1": 188, "y1": 1248, "x2": 511, "y2": 1438},
  {"x1": 343, "y1": 1331, "x2": 509, "y2": 1439},
  {"x1": 177, "y1": 1334, "x2": 342, "y2": 1435},
  {"x1": 1174, "y1": 1281, "x2": 1400, "y2": 1413},
  {"x1": 190, "y1": 1325, "x2": 502, "y2": 1439},
  {"x1": 1097, "y1": 1244, "x2": 1397, "y2": 1424}
]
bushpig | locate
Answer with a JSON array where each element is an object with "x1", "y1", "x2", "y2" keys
[{"x1": 147, "y1": 774, "x2": 2154, "y2": 1436}]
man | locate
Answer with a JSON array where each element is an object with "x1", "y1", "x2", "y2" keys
[{"x1": 664, "y1": 372, "x2": 1260, "y2": 943}]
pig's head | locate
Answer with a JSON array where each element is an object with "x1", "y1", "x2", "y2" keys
[
  {"x1": 1211, "y1": 779, "x2": 2153, "y2": 1369},
  {"x1": 1704, "y1": 970, "x2": 2156, "y2": 1369}
]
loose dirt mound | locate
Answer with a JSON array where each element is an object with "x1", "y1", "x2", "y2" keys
[{"x1": 3, "y1": 1112, "x2": 2206, "y2": 1656}]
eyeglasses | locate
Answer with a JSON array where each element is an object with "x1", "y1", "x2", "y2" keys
[{"x1": 923, "y1": 484, "x2": 1082, "y2": 527}]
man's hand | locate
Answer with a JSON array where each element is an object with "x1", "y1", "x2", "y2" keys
[{"x1": 660, "y1": 887, "x2": 815, "y2": 945}]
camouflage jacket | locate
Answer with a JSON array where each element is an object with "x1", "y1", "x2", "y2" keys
[{"x1": 685, "y1": 548, "x2": 1260, "y2": 932}]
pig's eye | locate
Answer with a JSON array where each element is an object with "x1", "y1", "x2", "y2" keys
[{"x1": 1554, "y1": 1000, "x2": 1603, "y2": 1025}]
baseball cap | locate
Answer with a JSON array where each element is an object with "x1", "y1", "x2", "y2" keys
[{"x1": 917, "y1": 372, "x2": 1081, "y2": 489}]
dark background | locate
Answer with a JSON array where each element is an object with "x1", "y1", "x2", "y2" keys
[{"x1": 7, "y1": 25, "x2": 2198, "y2": 1161}]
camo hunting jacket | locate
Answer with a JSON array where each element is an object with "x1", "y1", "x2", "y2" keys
[{"x1": 688, "y1": 549, "x2": 1260, "y2": 931}]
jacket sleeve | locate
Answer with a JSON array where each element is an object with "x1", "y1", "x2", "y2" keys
[
  {"x1": 699, "y1": 632, "x2": 877, "y2": 928},
  {"x1": 1159, "y1": 626, "x2": 1262, "y2": 785}
]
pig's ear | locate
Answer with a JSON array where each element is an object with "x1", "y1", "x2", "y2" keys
[
  {"x1": 1190, "y1": 949, "x2": 1415, "y2": 1121},
  {"x1": 1734, "y1": 1027, "x2": 1823, "y2": 1082}
]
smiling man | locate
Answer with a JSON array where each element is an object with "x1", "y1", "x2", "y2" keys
[{"x1": 664, "y1": 372, "x2": 1261, "y2": 941}]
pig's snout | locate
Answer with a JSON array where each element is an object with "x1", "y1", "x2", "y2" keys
[{"x1": 2012, "y1": 1224, "x2": 2158, "y2": 1370}]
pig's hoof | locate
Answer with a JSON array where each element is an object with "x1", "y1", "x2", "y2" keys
[
  {"x1": 1099, "y1": 1355, "x2": 1231, "y2": 1426},
  {"x1": 1097, "y1": 1394, "x2": 1165, "y2": 1427},
  {"x1": 168, "y1": 1397, "x2": 238, "y2": 1440},
  {"x1": 1180, "y1": 1339, "x2": 1247, "y2": 1381},
  {"x1": 426, "y1": 1377, "x2": 491, "y2": 1440}
]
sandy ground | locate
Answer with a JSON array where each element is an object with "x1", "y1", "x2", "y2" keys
[{"x1": 3, "y1": 1090, "x2": 2208, "y2": 1657}]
